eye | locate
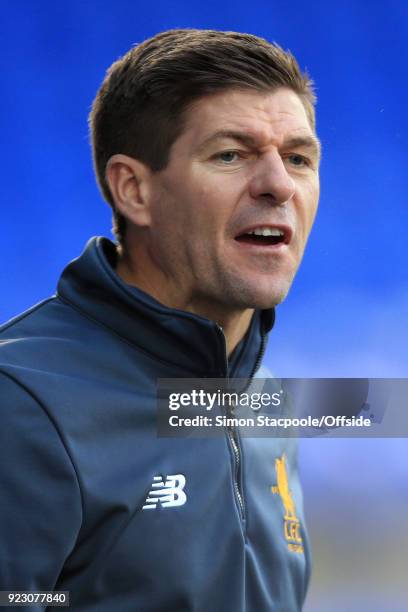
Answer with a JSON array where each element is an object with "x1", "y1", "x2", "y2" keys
[
  {"x1": 287, "y1": 154, "x2": 309, "y2": 168},
  {"x1": 216, "y1": 151, "x2": 240, "y2": 163}
]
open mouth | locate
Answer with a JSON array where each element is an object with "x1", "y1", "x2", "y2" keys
[{"x1": 235, "y1": 226, "x2": 289, "y2": 246}]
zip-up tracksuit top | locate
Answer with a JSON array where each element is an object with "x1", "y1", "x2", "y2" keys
[{"x1": 0, "y1": 237, "x2": 311, "y2": 611}]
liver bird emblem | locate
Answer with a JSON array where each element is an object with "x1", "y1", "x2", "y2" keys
[{"x1": 271, "y1": 453, "x2": 297, "y2": 521}]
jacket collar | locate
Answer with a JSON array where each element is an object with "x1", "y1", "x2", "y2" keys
[{"x1": 57, "y1": 237, "x2": 275, "y2": 378}]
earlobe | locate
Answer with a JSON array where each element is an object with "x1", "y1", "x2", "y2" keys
[{"x1": 105, "y1": 154, "x2": 152, "y2": 227}]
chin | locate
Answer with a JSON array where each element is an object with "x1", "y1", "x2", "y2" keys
[
  {"x1": 256, "y1": 271, "x2": 295, "y2": 305},
  {"x1": 251, "y1": 290, "x2": 289, "y2": 309},
  {"x1": 223, "y1": 260, "x2": 298, "y2": 307},
  {"x1": 226, "y1": 277, "x2": 294, "y2": 310}
]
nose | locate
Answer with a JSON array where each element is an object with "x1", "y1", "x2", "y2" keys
[{"x1": 249, "y1": 151, "x2": 296, "y2": 205}]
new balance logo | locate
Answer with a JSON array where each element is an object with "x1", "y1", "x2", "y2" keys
[{"x1": 142, "y1": 474, "x2": 187, "y2": 510}]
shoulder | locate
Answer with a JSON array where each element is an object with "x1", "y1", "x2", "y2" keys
[{"x1": 0, "y1": 294, "x2": 101, "y2": 372}]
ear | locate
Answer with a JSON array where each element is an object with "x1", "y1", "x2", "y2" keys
[{"x1": 105, "y1": 154, "x2": 153, "y2": 227}]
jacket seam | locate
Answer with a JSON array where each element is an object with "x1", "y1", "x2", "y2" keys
[
  {"x1": 0, "y1": 297, "x2": 56, "y2": 334},
  {"x1": 0, "y1": 369, "x2": 85, "y2": 531}
]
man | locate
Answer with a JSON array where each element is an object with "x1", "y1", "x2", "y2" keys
[{"x1": 0, "y1": 29, "x2": 320, "y2": 611}]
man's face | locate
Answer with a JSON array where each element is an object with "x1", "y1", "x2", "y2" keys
[{"x1": 145, "y1": 87, "x2": 320, "y2": 312}]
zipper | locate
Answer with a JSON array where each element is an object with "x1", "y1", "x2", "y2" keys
[
  {"x1": 248, "y1": 326, "x2": 267, "y2": 381},
  {"x1": 217, "y1": 322, "x2": 267, "y2": 525},
  {"x1": 227, "y1": 425, "x2": 245, "y2": 520}
]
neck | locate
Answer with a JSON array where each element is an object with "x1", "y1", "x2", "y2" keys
[{"x1": 116, "y1": 247, "x2": 254, "y2": 356}]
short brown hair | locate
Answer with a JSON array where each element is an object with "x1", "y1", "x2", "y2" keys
[{"x1": 89, "y1": 29, "x2": 316, "y2": 244}]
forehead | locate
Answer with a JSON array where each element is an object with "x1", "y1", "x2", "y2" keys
[{"x1": 181, "y1": 87, "x2": 315, "y2": 148}]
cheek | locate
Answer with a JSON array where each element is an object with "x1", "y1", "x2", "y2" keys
[
  {"x1": 187, "y1": 184, "x2": 233, "y2": 231},
  {"x1": 159, "y1": 166, "x2": 245, "y2": 237},
  {"x1": 300, "y1": 181, "x2": 319, "y2": 233}
]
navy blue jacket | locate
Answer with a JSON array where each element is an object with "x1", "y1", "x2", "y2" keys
[{"x1": 0, "y1": 237, "x2": 310, "y2": 611}]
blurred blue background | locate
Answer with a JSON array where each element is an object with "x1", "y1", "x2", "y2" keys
[{"x1": 1, "y1": 1, "x2": 407, "y2": 609}]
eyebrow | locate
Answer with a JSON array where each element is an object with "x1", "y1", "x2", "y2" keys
[
  {"x1": 281, "y1": 135, "x2": 322, "y2": 160},
  {"x1": 197, "y1": 130, "x2": 322, "y2": 160}
]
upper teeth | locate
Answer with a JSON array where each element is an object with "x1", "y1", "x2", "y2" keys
[{"x1": 247, "y1": 227, "x2": 284, "y2": 237}]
